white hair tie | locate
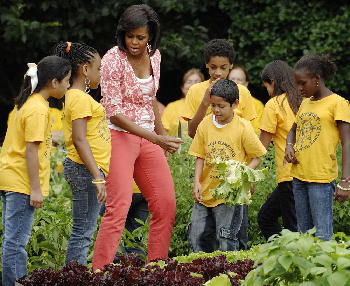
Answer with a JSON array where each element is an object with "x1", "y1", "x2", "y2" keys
[{"x1": 25, "y1": 63, "x2": 38, "y2": 94}]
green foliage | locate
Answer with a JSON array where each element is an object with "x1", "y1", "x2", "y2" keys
[
  {"x1": 26, "y1": 196, "x2": 72, "y2": 271},
  {"x1": 168, "y1": 136, "x2": 196, "y2": 257},
  {"x1": 210, "y1": 158, "x2": 268, "y2": 206},
  {"x1": 243, "y1": 229, "x2": 350, "y2": 285}
]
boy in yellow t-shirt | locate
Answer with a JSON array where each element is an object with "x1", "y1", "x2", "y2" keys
[
  {"x1": 188, "y1": 80, "x2": 266, "y2": 252},
  {"x1": 182, "y1": 39, "x2": 257, "y2": 250}
]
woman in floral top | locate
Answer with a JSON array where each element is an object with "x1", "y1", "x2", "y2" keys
[{"x1": 92, "y1": 4, "x2": 183, "y2": 270}]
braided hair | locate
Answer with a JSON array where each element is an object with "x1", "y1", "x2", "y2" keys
[
  {"x1": 15, "y1": 56, "x2": 71, "y2": 110},
  {"x1": 261, "y1": 60, "x2": 302, "y2": 115},
  {"x1": 294, "y1": 53, "x2": 337, "y2": 81},
  {"x1": 52, "y1": 42, "x2": 98, "y2": 84}
]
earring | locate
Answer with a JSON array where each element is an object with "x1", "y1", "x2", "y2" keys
[
  {"x1": 147, "y1": 42, "x2": 152, "y2": 54},
  {"x1": 316, "y1": 81, "x2": 319, "y2": 86},
  {"x1": 85, "y1": 77, "x2": 91, "y2": 93}
]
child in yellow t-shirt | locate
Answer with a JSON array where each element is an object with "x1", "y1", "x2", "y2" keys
[
  {"x1": 182, "y1": 40, "x2": 258, "y2": 250},
  {"x1": 285, "y1": 54, "x2": 350, "y2": 241},
  {"x1": 228, "y1": 66, "x2": 264, "y2": 134},
  {"x1": 0, "y1": 56, "x2": 71, "y2": 285},
  {"x1": 181, "y1": 39, "x2": 257, "y2": 139},
  {"x1": 52, "y1": 41, "x2": 111, "y2": 266},
  {"x1": 188, "y1": 79, "x2": 266, "y2": 252},
  {"x1": 161, "y1": 68, "x2": 204, "y2": 137},
  {"x1": 257, "y1": 60, "x2": 303, "y2": 241}
]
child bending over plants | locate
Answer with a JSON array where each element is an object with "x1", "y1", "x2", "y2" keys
[{"x1": 187, "y1": 79, "x2": 266, "y2": 253}]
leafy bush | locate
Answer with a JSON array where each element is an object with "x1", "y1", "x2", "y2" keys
[{"x1": 243, "y1": 229, "x2": 350, "y2": 285}]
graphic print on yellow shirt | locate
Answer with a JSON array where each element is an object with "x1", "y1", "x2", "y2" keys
[
  {"x1": 0, "y1": 93, "x2": 52, "y2": 196},
  {"x1": 189, "y1": 114, "x2": 266, "y2": 207},
  {"x1": 291, "y1": 94, "x2": 350, "y2": 183},
  {"x1": 63, "y1": 89, "x2": 111, "y2": 176},
  {"x1": 181, "y1": 80, "x2": 257, "y2": 122}
]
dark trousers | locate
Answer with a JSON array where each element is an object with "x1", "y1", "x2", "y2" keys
[{"x1": 257, "y1": 181, "x2": 297, "y2": 241}]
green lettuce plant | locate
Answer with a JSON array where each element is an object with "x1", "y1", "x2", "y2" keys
[
  {"x1": 243, "y1": 229, "x2": 350, "y2": 286},
  {"x1": 210, "y1": 158, "x2": 268, "y2": 206}
]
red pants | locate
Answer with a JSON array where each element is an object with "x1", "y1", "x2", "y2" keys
[{"x1": 92, "y1": 130, "x2": 176, "y2": 270}]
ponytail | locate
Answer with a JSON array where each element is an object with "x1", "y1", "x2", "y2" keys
[
  {"x1": 52, "y1": 41, "x2": 98, "y2": 84},
  {"x1": 294, "y1": 53, "x2": 337, "y2": 81},
  {"x1": 261, "y1": 60, "x2": 302, "y2": 115},
  {"x1": 15, "y1": 56, "x2": 71, "y2": 110}
]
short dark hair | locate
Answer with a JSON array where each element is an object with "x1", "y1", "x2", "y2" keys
[
  {"x1": 116, "y1": 4, "x2": 161, "y2": 56},
  {"x1": 210, "y1": 79, "x2": 239, "y2": 105},
  {"x1": 294, "y1": 53, "x2": 337, "y2": 81},
  {"x1": 203, "y1": 39, "x2": 235, "y2": 64}
]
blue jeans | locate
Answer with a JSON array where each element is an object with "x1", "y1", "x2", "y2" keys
[
  {"x1": 64, "y1": 158, "x2": 103, "y2": 266},
  {"x1": 258, "y1": 181, "x2": 297, "y2": 241},
  {"x1": 1, "y1": 191, "x2": 36, "y2": 286},
  {"x1": 293, "y1": 178, "x2": 335, "y2": 241},
  {"x1": 100, "y1": 193, "x2": 149, "y2": 261},
  {"x1": 188, "y1": 202, "x2": 244, "y2": 252},
  {"x1": 237, "y1": 205, "x2": 248, "y2": 250}
]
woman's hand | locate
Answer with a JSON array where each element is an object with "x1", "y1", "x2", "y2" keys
[{"x1": 154, "y1": 135, "x2": 184, "y2": 154}]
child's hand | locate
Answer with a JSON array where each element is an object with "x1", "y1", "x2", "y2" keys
[
  {"x1": 249, "y1": 183, "x2": 256, "y2": 195},
  {"x1": 96, "y1": 183, "x2": 107, "y2": 204},
  {"x1": 283, "y1": 144, "x2": 298, "y2": 167},
  {"x1": 192, "y1": 182, "x2": 203, "y2": 202},
  {"x1": 334, "y1": 181, "x2": 350, "y2": 203},
  {"x1": 202, "y1": 79, "x2": 220, "y2": 105},
  {"x1": 30, "y1": 189, "x2": 44, "y2": 209}
]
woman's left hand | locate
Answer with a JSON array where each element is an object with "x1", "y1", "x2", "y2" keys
[{"x1": 334, "y1": 181, "x2": 350, "y2": 203}]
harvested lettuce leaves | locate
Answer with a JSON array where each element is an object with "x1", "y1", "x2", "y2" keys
[{"x1": 209, "y1": 158, "x2": 267, "y2": 206}]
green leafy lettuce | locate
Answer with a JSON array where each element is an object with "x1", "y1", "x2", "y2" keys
[{"x1": 209, "y1": 158, "x2": 267, "y2": 206}]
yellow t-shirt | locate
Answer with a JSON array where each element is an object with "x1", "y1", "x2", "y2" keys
[
  {"x1": 291, "y1": 94, "x2": 350, "y2": 183},
  {"x1": 251, "y1": 96, "x2": 264, "y2": 134},
  {"x1": 259, "y1": 94, "x2": 295, "y2": 183},
  {"x1": 50, "y1": 107, "x2": 63, "y2": 132},
  {"x1": 189, "y1": 114, "x2": 266, "y2": 207},
  {"x1": 63, "y1": 89, "x2": 112, "y2": 176},
  {"x1": 161, "y1": 98, "x2": 188, "y2": 137},
  {"x1": 181, "y1": 80, "x2": 257, "y2": 122},
  {"x1": 0, "y1": 93, "x2": 52, "y2": 196}
]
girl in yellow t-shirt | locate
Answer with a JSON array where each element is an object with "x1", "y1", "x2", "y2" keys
[
  {"x1": 52, "y1": 42, "x2": 111, "y2": 266},
  {"x1": 285, "y1": 54, "x2": 350, "y2": 241},
  {"x1": 161, "y1": 68, "x2": 204, "y2": 137},
  {"x1": 0, "y1": 56, "x2": 71, "y2": 285},
  {"x1": 257, "y1": 60, "x2": 302, "y2": 241}
]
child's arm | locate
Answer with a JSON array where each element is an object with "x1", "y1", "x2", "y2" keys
[
  {"x1": 247, "y1": 157, "x2": 262, "y2": 170},
  {"x1": 188, "y1": 79, "x2": 219, "y2": 138},
  {"x1": 259, "y1": 130, "x2": 273, "y2": 150},
  {"x1": 284, "y1": 122, "x2": 298, "y2": 166},
  {"x1": 72, "y1": 118, "x2": 106, "y2": 204},
  {"x1": 26, "y1": 141, "x2": 43, "y2": 209},
  {"x1": 193, "y1": 157, "x2": 204, "y2": 202},
  {"x1": 334, "y1": 121, "x2": 350, "y2": 203}
]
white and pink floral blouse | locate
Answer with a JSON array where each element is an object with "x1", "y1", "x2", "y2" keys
[{"x1": 100, "y1": 46, "x2": 161, "y2": 126}]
